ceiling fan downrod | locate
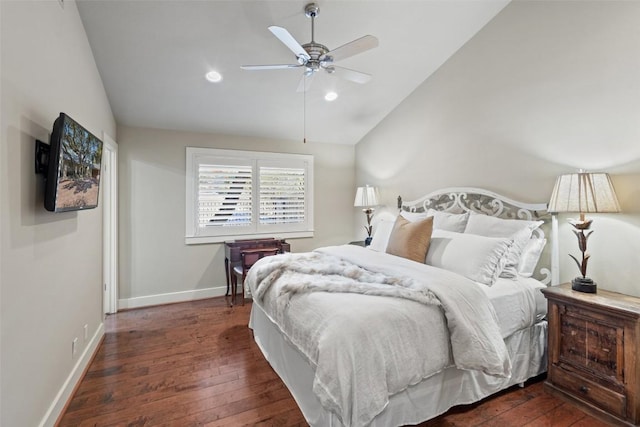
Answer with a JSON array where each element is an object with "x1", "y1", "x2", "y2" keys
[
  {"x1": 305, "y1": 3, "x2": 319, "y2": 43},
  {"x1": 301, "y1": 3, "x2": 329, "y2": 72}
]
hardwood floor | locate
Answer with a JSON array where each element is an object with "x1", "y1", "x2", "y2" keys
[{"x1": 58, "y1": 298, "x2": 609, "y2": 427}]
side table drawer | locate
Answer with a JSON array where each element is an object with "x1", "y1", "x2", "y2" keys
[
  {"x1": 559, "y1": 306, "x2": 624, "y2": 384},
  {"x1": 550, "y1": 365, "x2": 626, "y2": 418}
]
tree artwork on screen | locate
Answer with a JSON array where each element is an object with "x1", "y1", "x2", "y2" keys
[{"x1": 56, "y1": 119, "x2": 102, "y2": 209}]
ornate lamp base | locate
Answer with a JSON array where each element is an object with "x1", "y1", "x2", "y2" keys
[{"x1": 572, "y1": 276, "x2": 597, "y2": 293}]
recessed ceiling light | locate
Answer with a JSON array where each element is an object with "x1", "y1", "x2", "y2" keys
[
  {"x1": 324, "y1": 91, "x2": 338, "y2": 101},
  {"x1": 205, "y1": 70, "x2": 222, "y2": 83}
]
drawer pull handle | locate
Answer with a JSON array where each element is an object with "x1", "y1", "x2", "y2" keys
[{"x1": 579, "y1": 385, "x2": 589, "y2": 394}]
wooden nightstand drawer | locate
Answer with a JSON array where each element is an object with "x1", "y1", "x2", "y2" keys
[
  {"x1": 558, "y1": 305, "x2": 624, "y2": 385},
  {"x1": 550, "y1": 365, "x2": 626, "y2": 418}
]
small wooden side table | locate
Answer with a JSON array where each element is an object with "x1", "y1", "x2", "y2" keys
[{"x1": 541, "y1": 283, "x2": 640, "y2": 426}]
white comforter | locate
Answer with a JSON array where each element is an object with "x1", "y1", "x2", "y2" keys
[{"x1": 247, "y1": 245, "x2": 510, "y2": 427}]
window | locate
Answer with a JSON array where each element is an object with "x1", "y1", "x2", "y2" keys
[{"x1": 186, "y1": 147, "x2": 314, "y2": 244}]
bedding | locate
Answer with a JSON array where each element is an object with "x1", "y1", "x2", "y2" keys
[
  {"x1": 481, "y1": 276, "x2": 547, "y2": 338},
  {"x1": 249, "y1": 304, "x2": 547, "y2": 427},
  {"x1": 248, "y1": 188, "x2": 553, "y2": 427},
  {"x1": 247, "y1": 245, "x2": 512, "y2": 427}
]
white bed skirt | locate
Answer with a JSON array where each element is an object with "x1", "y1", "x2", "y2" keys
[{"x1": 249, "y1": 303, "x2": 547, "y2": 427}]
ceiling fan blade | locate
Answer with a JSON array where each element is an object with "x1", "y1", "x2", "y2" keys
[
  {"x1": 296, "y1": 71, "x2": 316, "y2": 93},
  {"x1": 241, "y1": 64, "x2": 301, "y2": 70},
  {"x1": 329, "y1": 66, "x2": 372, "y2": 84},
  {"x1": 268, "y1": 26, "x2": 311, "y2": 62},
  {"x1": 322, "y1": 35, "x2": 379, "y2": 63}
]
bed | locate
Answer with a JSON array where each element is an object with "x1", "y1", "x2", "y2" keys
[{"x1": 247, "y1": 187, "x2": 558, "y2": 427}]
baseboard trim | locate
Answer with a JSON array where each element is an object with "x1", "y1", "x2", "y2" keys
[
  {"x1": 118, "y1": 286, "x2": 227, "y2": 310},
  {"x1": 39, "y1": 322, "x2": 105, "y2": 427}
]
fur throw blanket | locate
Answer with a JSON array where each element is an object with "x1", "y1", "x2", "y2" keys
[{"x1": 251, "y1": 251, "x2": 441, "y2": 307}]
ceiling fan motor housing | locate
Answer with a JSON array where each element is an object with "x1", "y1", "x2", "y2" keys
[{"x1": 301, "y1": 42, "x2": 331, "y2": 71}]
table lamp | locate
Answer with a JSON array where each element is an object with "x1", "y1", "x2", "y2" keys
[
  {"x1": 548, "y1": 171, "x2": 620, "y2": 293},
  {"x1": 354, "y1": 185, "x2": 379, "y2": 246}
]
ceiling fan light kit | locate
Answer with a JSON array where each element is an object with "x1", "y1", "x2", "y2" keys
[{"x1": 241, "y1": 2, "x2": 378, "y2": 93}]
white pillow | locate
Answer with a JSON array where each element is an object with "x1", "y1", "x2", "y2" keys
[
  {"x1": 518, "y1": 238, "x2": 547, "y2": 277},
  {"x1": 464, "y1": 214, "x2": 543, "y2": 279},
  {"x1": 500, "y1": 227, "x2": 535, "y2": 278},
  {"x1": 400, "y1": 211, "x2": 430, "y2": 223},
  {"x1": 426, "y1": 230, "x2": 513, "y2": 286},
  {"x1": 464, "y1": 213, "x2": 543, "y2": 238},
  {"x1": 401, "y1": 209, "x2": 469, "y2": 232},
  {"x1": 426, "y1": 209, "x2": 470, "y2": 232},
  {"x1": 367, "y1": 219, "x2": 395, "y2": 252}
]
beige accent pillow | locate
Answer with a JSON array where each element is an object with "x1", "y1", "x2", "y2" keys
[{"x1": 386, "y1": 215, "x2": 433, "y2": 263}]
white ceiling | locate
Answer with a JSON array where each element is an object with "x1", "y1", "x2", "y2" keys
[{"x1": 76, "y1": 0, "x2": 510, "y2": 145}]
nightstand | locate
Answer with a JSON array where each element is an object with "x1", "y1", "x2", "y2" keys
[
  {"x1": 541, "y1": 283, "x2": 640, "y2": 426},
  {"x1": 349, "y1": 240, "x2": 366, "y2": 247}
]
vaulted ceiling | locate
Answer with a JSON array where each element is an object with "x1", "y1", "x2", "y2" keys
[{"x1": 77, "y1": 0, "x2": 510, "y2": 145}]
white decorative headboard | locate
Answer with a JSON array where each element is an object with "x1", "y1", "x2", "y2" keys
[{"x1": 398, "y1": 187, "x2": 558, "y2": 285}]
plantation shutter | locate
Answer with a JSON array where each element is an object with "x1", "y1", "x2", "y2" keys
[
  {"x1": 259, "y1": 166, "x2": 305, "y2": 225},
  {"x1": 186, "y1": 148, "x2": 313, "y2": 244},
  {"x1": 197, "y1": 163, "x2": 252, "y2": 229}
]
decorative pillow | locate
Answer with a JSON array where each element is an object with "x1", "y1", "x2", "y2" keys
[
  {"x1": 367, "y1": 219, "x2": 395, "y2": 252},
  {"x1": 385, "y1": 216, "x2": 433, "y2": 263},
  {"x1": 426, "y1": 230, "x2": 513, "y2": 286},
  {"x1": 464, "y1": 213, "x2": 543, "y2": 279},
  {"x1": 517, "y1": 238, "x2": 547, "y2": 277},
  {"x1": 426, "y1": 209, "x2": 470, "y2": 232}
]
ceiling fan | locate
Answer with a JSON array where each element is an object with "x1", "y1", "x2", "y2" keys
[{"x1": 241, "y1": 2, "x2": 378, "y2": 92}]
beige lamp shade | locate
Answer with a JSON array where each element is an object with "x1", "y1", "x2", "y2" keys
[
  {"x1": 354, "y1": 186, "x2": 379, "y2": 208},
  {"x1": 548, "y1": 172, "x2": 620, "y2": 214}
]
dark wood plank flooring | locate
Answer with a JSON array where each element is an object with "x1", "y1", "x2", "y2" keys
[{"x1": 58, "y1": 298, "x2": 609, "y2": 426}]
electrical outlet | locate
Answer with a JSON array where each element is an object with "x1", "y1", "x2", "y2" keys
[
  {"x1": 72, "y1": 337, "x2": 78, "y2": 357},
  {"x1": 84, "y1": 324, "x2": 89, "y2": 341}
]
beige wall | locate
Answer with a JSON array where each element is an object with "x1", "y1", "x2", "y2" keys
[
  {"x1": 117, "y1": 125, "x2": 355, "y2": 304},
  {"x1": 0, "y1": 1, "x2": 115, "y2": 426},
  {"x1": 356, "y1": 0, "x2": 640, "y2": 296}
]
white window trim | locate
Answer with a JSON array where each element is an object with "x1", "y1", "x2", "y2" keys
[{"x1": 185, "y1": 147, "x2": 314, "y2": 244}]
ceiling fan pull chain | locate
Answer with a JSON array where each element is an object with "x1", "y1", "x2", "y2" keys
[{"x1": 303, "y1": 79, "x2": 307, "y2": 143}]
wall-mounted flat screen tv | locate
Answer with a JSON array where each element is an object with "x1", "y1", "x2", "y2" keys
[{"x1": 35, "y1": 113, "x2": 103, "y2": 212}]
